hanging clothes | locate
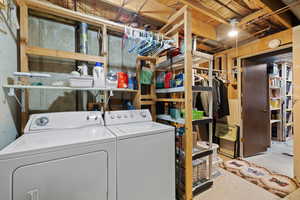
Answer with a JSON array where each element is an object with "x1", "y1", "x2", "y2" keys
[
  {"x1": 217, "y1": 78, "x2": 230, "y2": 118},
  {"x1": 194, "y1": 74, "x2": 230, "y2": 118}
]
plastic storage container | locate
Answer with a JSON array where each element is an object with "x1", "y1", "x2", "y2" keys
[
  {"x1": 93, "y1": 62, "x2": 105, "y2": 88},
  {"x1": 69, "y1": 76, "x2": 93, "y2": 88}
]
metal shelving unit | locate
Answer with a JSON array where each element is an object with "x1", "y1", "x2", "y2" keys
[
  {"x1": 157, "y1": 6, "x2": 214, "y2": 199},
  {"x1": 280, "y1": 62, "x2": 294, "y2": 141},
  {"x1": 268, "y1": 63, "x2": 282, "y2": 141}
]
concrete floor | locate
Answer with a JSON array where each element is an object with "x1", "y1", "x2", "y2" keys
[
  {"x1": 195, "y1": 139, "x2": 295, "y2": 200},
  {"x1": 245, "y1": 139, "x2": 293, "y2": 177},
  {"x1": 194, "y1": 168, "x2": 280, "y2": 200}
]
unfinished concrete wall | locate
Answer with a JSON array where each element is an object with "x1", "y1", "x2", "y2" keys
[
  {"x1": 0, "y1": 8, "x2": 18, "y2": 149},
  {"x1": 28, "y1": 16, "x2": 77, "y2": 113},
  {"x1": 28, "y1": 16, "x2": 138, "y2": 113}
]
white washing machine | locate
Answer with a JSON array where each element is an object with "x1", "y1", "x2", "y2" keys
[
  {"x1": 0, "y1": 112, "x2": 116, "y2": 200},
  {"x1": 105, "y1": 109, "x2": 176, "y2": 200}
]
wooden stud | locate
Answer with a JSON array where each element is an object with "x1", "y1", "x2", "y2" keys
[
  {"x1": 253, "y1": 0, "x2": 292, "y2": 28},
  {"x1": 20, "y1": 4, "x2": 29, "y2": 133},
  {"x1": 238, "y1": 8, "x2": 269, "y2": 27},
  {"x1": 183, "y1": 7, "x2": 193, "y2": 200},
  {"x1": 160, "y1": 5, "x2": 187, "y2": 33},
  {"x1": 293, "y1": 26, "x2": 300, "y2": 182},
  {"x1": 178, "y1": 0, "x2": 228, "y2": 24},
  {"x1": 21, "y1": 0, "x2": 125, "y2": 32}
]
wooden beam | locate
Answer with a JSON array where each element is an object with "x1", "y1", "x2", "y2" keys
[
  {"x1": 191, "y1": 16, "x2": 217, "y2": 40},
  {"x1": 160, "y1": 5, "x2": 187, "y2": 33},
  {"x1": 197, "y1": 43, "x2": 214, "y2": 52},
  {"x1": 21, "y1": 0, "x2": 125, "y2": 31},
  {"x1": 254, "y1": 0, "x2": 292, "y2": 28},
  {"x1": 102, "y1": 0, "x2": 173, "y2": 22},
  {"x1": 178, "y1": 0, "x2": 228, "y2": 24},
  {"x1": 165, "y1": 20, "x2": 184, "y2": 36},
  {"x1": 238, "y1": 8, "x2": 268, "y2": 26},
  {"x1": 215, "y1": 29, "x2": 292, "y2": 58},
  {"x1": 20, "y1": 4, "x2": 29, "y2": 133},
  {"x1": 160, "y1": 5, "x2": 217, "y2": 40},
  {"x1": 184, "y1": 7, "x2": 193, "y2": 200},
  {"x1": 26, "y1": 46, "x2": 106, "y2": 63}
]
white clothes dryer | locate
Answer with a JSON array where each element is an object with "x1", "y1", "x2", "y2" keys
[{"x1": 105, "y1": 109, "x2": 176, "y2": 200}]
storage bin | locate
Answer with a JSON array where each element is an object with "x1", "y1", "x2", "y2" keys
[
  {"x1": 69, "y1": 76, "x2": 93, "y2": 88},
  {"x1": 197, "y1": 141, "x2": 219, "y2": 162}
]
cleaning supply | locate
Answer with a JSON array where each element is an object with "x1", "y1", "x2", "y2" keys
[
  {"x1": 128, "y1": 72, "x2": 135, "y2": 90},
  {"x1": 117, "y1": 72, "x2": 128, "y2": 88},
  {"x1": 93, "y1": 62, "x2": 105, "y2": 88},
  {"x1": 165, "y1": 72, "x2": 172, "y2": 88},
  {"x1": 140, "y1": 67, "x2": 153, "y2": 85},
  {"x1": 106, "y1": 72, "x2": 118, "y2": 88},
  {"x1": 78, "y1": 64, "x2": 88, "y2": 76}
]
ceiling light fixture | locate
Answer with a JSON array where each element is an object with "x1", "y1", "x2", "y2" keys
[{"x1": 228, "y1": 19, "x2": 239, "y2": 38}]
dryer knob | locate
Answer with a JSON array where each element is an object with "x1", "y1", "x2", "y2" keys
[
  {"x1": 110, "y1": 115, "x2": 115, "y2": 119},
  {"x1": 117, "y1": 114, "x2": 122, "y2": 119}
]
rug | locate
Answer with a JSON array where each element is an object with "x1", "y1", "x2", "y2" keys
[{"x1": 220, "y1": 159, "x2": 299, "y2": 198}]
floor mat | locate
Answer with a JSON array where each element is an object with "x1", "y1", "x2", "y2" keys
[{"x1": 220, "y1": 159, "x2": 299, "y2": 198}]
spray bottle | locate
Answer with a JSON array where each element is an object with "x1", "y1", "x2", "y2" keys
[{"x1": 93, "y1": 62, "x2": 105, "y2": 88}]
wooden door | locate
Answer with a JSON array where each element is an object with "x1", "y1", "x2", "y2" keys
[{"x1": 242, "y1": 61, "x2": 270, "y2": 157}]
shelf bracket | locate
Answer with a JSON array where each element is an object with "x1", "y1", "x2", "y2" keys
[{"x1": 7, "y1": 87, "x2": 25, "y2": 111}]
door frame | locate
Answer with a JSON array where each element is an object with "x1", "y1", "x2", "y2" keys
[{"x1": 237, "y1": 44, "x2": 292, "y2": 158}]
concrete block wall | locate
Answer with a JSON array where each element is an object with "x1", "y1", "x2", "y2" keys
[{"x1": 0, "y1": 8, "x2": 19, "y2": 149}]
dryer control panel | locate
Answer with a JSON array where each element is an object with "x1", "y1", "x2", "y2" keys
[{"x1": 105, "y1": 109, "x2": 152, "y2": 125}]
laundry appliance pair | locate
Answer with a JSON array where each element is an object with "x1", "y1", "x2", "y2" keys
[{"x1": 0, "y1": 110, "x2": 175, "y2": 200}]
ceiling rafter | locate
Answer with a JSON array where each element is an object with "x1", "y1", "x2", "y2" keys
[
  {"x1": 177, "y1": 0, "x2": 229, "y2": 24},
  {"x1": 252, "y1": 0, "x2": 292, "y2": 28},
  {"x1": 238, "y1": 8, "x2": 268, "y2": 26}
]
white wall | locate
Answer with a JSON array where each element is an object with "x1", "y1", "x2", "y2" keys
[{"x1": 0, "y1": 8, "x2": 18, "y2": 149}]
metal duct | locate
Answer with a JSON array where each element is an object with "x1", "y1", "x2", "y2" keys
[{"x1": 76, "y1": 22, "x2": 88, "y2": 111}]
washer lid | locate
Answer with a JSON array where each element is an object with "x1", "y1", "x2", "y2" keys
[
  {"x1": 0, "y1": 126, "x2": 115, "y2": 159},
  {"x1": 107, "y1": 122, "x2": 174, "y2": 140}
]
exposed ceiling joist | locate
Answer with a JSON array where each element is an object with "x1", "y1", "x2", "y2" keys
[
  {"x1": 238, "y1": 8, "x2": 268, "y2": 26},
  {"x1": 253, "y1": 0, "x2": 293, "y2": 28},
  {"x1": 177, "y1": 0, "x2": 229, "y2": 24},
  {"x1": 101, "y1": 0, "x2": 174, "y2": 22}
]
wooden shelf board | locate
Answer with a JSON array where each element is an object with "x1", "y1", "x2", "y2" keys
[
  {"x1": 136, "y1": 56, "x2": 156, "y2": 62},
  {"x1": 26, "y1": 46, "x2": 105, "y2": 63},
  {"x1": 156, "y1": 98, "x2": 185, "y2": 103},
  {"x1": 2, "y1": 84, "x2": 138, "y2": 92},
  {"x1": 156, "y1": 51, "x2": 213, "y2": 69}
]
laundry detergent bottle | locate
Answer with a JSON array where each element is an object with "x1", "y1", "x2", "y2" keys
[{"x1": 93, "y1": 62, "x2": 105, "y2": 88}]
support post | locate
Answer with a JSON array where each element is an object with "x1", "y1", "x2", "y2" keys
[
  {"x1": 20, "y1": 4, "x2": 29, "y2": 132},
  {"x1": 183, "y1": 7, "x2": 193, "y2": 200}
]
